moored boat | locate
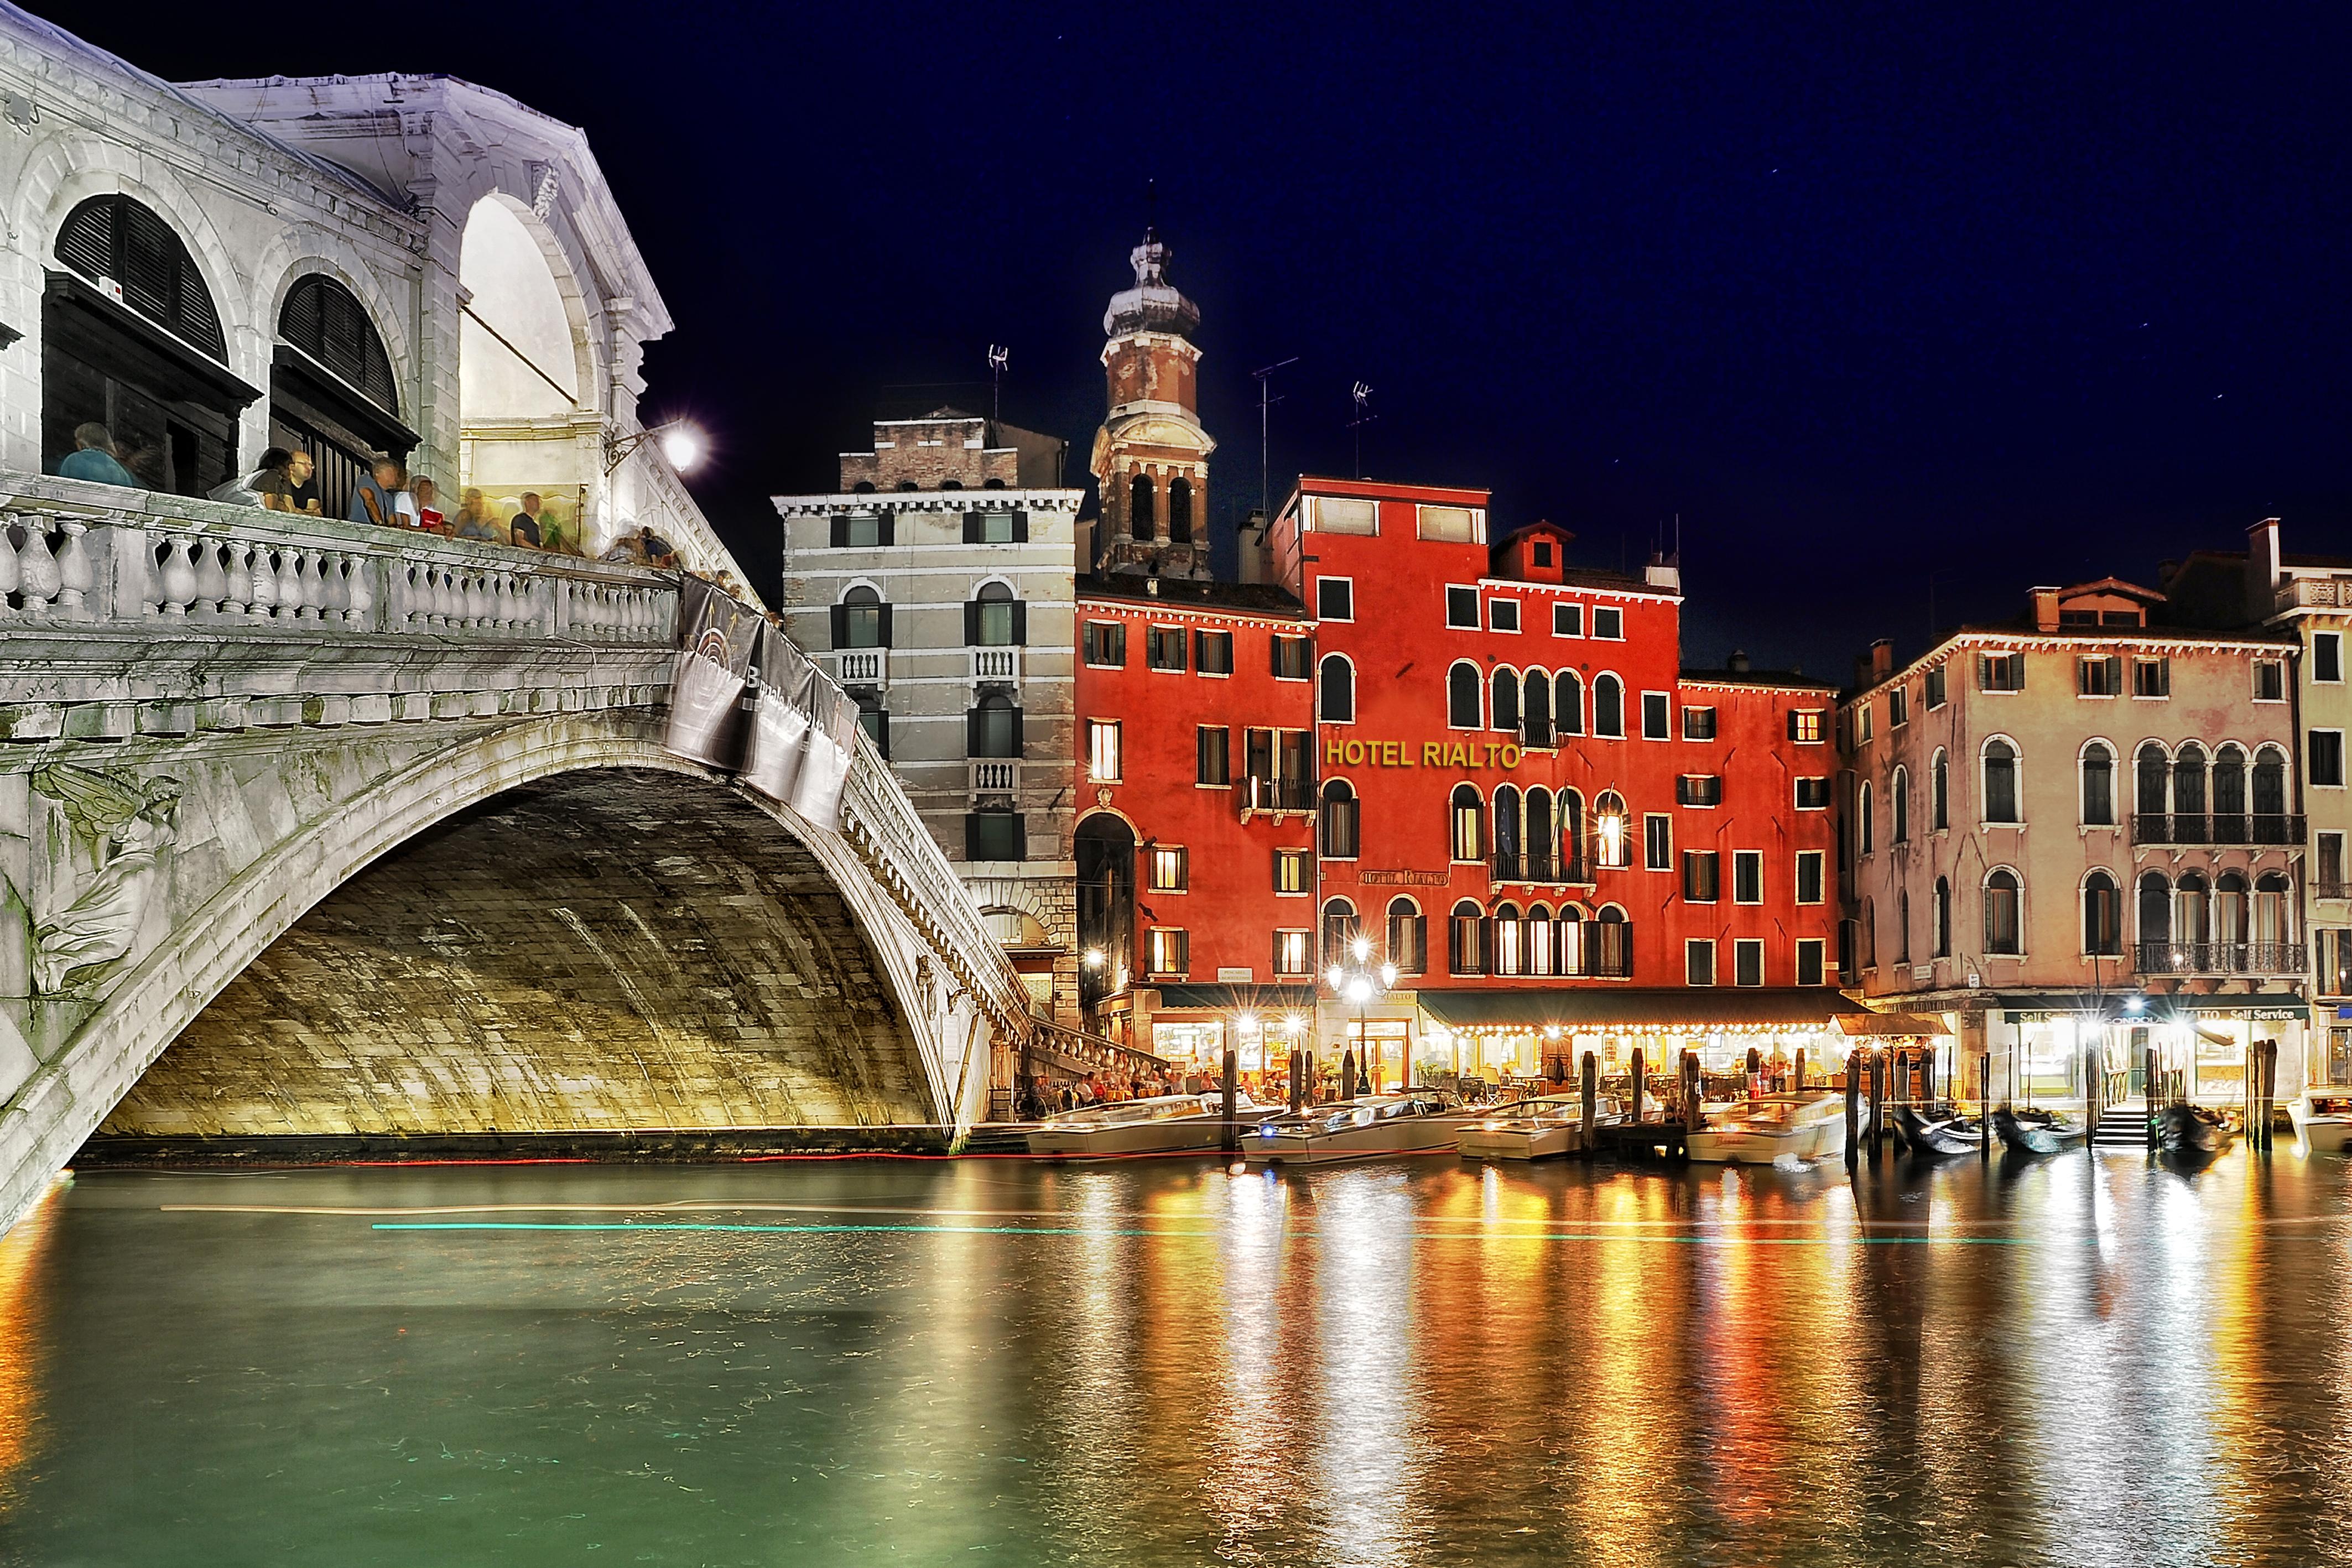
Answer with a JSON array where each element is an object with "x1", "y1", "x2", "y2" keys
[
  {"x1": 1456, "y1": 1095, "x2": 1622, "y2": 1161},
  {"x1": 1992, "y1": 1105, "x2": 2085, "y2": 1155},
  {"x1": 1245, "y1": 1091, "x2": 1479, "y2": 1166},
  {"x1": 1026, "y1": 1093, "x2": 1260, "y2": 1159},
  {"x1": 2156, "y1": 1102, "x2": 2235, "y2": 1159},
  {"x1": 1893, "y1": 1105, "x2": 1981, "y2": 1156},
  {"x1": 1684, "y1": 1093, "x2": 1846, "y2": 1164},
  {"x1": 2288, "y1": 1091, "x2": 2352, "y2": 1154}
]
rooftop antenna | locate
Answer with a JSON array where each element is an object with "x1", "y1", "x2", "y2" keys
[
  {"x1": 1254, "y1": 357, "x2": 1300, "y2": 525},
  {"x1": 1347, "y1": 382, "x2": 1377, "y2": 478},
  {"x1": 986, "y1": 344, "x2": 1008, "y2": 440},
  {"x1": 1144, "y1": 176, "x2": 1157, "y2": 238}
]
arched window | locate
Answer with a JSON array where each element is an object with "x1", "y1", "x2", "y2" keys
[
  {"x1": 1931, "y1": 748, "x2": 1949, "y2": 831},
  {"x1": 2254, "y1": 746, "x2": 2288, "y2": 826},
  {"x1": 274, "y1": 274, "x2": 409, "y2": 519},
  {"x1": 2173, "y1": 742, "x2": 2208, "y2": 824},
  {"x1": 1319, "y1": 778, "x2": 1360, "y2": 859},
  {"x1": 1448, "y1": 662, "x2": 1482, "y2": 728},
  {"x1": 2136, "y1": 742, "x2": 2170, "y2": 817},
  {"x1": 835, "y1": 585, "x2": 887, "y2": 648},
  {"x1": 1525, "y1": 788, "x2": 1555, "y2": 880},
  {"x1": 1494, "y1": 900, "x2": 1526, "y2": 976},
  {"x1": 1559, "y1": 903, "x2": 1586, "y2": 976},
  {"x1": 2137, "y1": 870, "x2": 2171, "y2": 946},
  {"x1": 972, "y1": 580, "x2": 1019, "y2": 646},
  {"x1": 1558, "y1": 788, "x2": 1586, "y2": 881},
  {"x1": 1321, "y1": 896, "x2": 1361, "y2": 966},
  {"x1": 2213, "y1": 743, "x2": 2247, "y2": 820},
  {"x1": 1450, "y1": 783, "x2": 1485, "y2": 862},
  {"x1": 1857, "y1": 782, "x2": 1874, "y2": 855},
  {"x1": 1933, "y1": 877, "x2": 1952, "y2": 957},
  {"x1": 1557, "y1": 670, "x2": 1585, "y2": 736},
  {"x1": 1494, "y1": 784, "x2": 1522, "y2": 874},
  {"x1": 2215, "y1": 870, "x2": 2250, "y2": 945},
  {"x1": 1129, "y1": 473, "x2": 1156, "y2": 540},
  {"x1": 967, "y1": 690, "x2": 1021, "y2": 757},
  {"x1": 1593, "y1": 790, "x2": 1631, "y2": 868},
  {"x1": 1593, "y1": 674, "x2": 1625, "y2": 738},
  {"x1": 2083, "y1": 871, "x2": 2121, "y2": 956},
  {"x1": 1984, "y1": 869, "x2": 2022, "y2": 955},
  {"x1": 57, "y1": 195, "x2": 227, "y2": 361},
  {"x1": 853, "y1": 480, "x2": 877, "y2": 494},
  {"x1": 2176, "y1": 871, "x2": 2210, "y2": 945},
  {"x1": 1591, "y1": 904, "x2": 1630, "y2": 977},
  {"x1": 2255, "y1": 871, "x2": 2292, "y2": 946},
  {"x1": 1891, "y1": 766, "x2": 1911, "y2": 843},
  {"x1": 897, "y1": 480, "x2": 920, "y2": 492},
  {"x1": 2080, "y1": 741, "x2": 2114, "y2": 826},
  {"x1": 982, "y1": 477, "x2": 1006, "y2": 489},
  {"x1": 280, "y1": 275, "x2": 398, "y2": 415},
  {"x1": 940, "y1": 478, "x2": 964, "y2": 491},
  {"x1": 1319, "y1": 654, "x2": 1355, "y2": 722},
  {"x1": 1168, "y1": 477, "x2": 1194, "y2": 544},
  {"x1": 1448, "y1": 899, "x2": 1488, "y2": 975},
  {"x1": 1522, "y1": 670, "x2": 1553, "y2": 744},
  {"x1": 1527, "y1": 903, "x2": 1556, "y2": 976},
  {"x1": 1491, "y1": 668, "x2": 1521, "y2": 733},
  {"x1": 1386, "y1": 897, "x2": 1428, "y2": 974},
  {"x1": 1897, "y1": 888, "x2": 1912, "y2": 962},
  {"x1": 1982, "y1": 738, "x2": 2020, "y2": 824}
]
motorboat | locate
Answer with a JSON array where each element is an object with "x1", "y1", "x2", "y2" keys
[
  {"x1": 2287, "y1": 1090, "x2": 2352, "y2": 1154},
  {"x1": 2156, "y1": 1102, "x2": 2236, "y2": 1159},
  {"x1": 1245, "y1": 1091, "x2": 1480, "y2": 1167},
  {"x1": 1456, "y1": 1095, "x2": 1622, "y2": 1161},
  {"x1": 1684, "y1": 1093, "x2": 1847, "y2": 1164},
  {"x1": 1026, "y1": 1093, "x2": 1261, "y2": 1159},
  {"x1": 1892, "y1": 1104, "x2": 1982, "y2": 1157},
  {"x1": 1992, "y1": 1105, "x2": 2085, "y2": 1155}
]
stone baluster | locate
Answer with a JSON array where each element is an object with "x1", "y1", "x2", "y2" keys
[
  {"x1": 189, "y1": 535, "x2": 228, "y2": 616},
  {"x1": 318, "y1": 552, "x2": 351, "y2": 626},
  {"x1": 273, "y1": 545, "x2": 303, "y2": 620},
  {"x1": 220, "y1": 540, "x2": 252, "y2": 617},
  {"x1": 0, "y1": 514, "x2": 23, "y2": 617},
  {"x1": 386, "y1": 557, "x2": 413, "y2": 629},
  {"x1": 248, "y1": 546, "x2": 279, "y2": 619},
  {"x1": 55, "y1": 520, "x2": 93, "y2": 618},
  {"x1": 344, "y1": 551, "x2": 374, "y2": 631},
  {"x1": 464, "y1": 570, "x2": 488, "y2": 628},
  {"x1": 485, "y1": 571, "x2": 509, "y2": 631},
  {"x1": 19, "y1": 522, "x2": 61, "y2": 614},
  {"x1": 152, "y1": 534, "x2": 197, "y2": 616},
  {"x1": 434, "y1": 564, "x2": 460, "y2": 626}
]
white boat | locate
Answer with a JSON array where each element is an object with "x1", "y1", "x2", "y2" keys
[
  {"x1": 1025, "y1": 1093, "x2": 1260, "y2": 1158},
  {"x1": 1244, "y1": 1092, "x2": 1479, "y2": 1166},
  {"x1": 1457, "y1": 1095, "x2": 1622, "y2": 1161},
  {"x1": 2288, "y1": 1090, "x2": 2352, "y2": 1154},
  {"x1": 1685, "y1": 1093, "x2": 1848, "y2": 1164}
]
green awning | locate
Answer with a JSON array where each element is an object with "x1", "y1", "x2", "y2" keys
[
  {"x1": 1838, "y1": 1012, "x2": 1953, "y2": 1037},
  {"x1": 1151, "y1": 983, "x2": 1317, "y2": 1011},
  {"x1": 1414, "y1": 988, "x2": 1869, "y2": 1030}
]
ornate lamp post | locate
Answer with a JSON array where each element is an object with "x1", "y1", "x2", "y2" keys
[{"x1": 1325, "y1": 933, "x2": 1399, "y2": 1095}]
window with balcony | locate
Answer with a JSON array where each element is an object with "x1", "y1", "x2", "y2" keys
[
  {"x1": 1083, "y1": 621, "x2": 1127, "y2": 667},
  {"x1": 2132, "y1": 657, "x2": 2171, "y2": 698},
  {"x1": 2320, "y1": 832, "x2": 2346, "y2": 898},
  {"x1": 1149, "y1": 845, "x2": 1188, "y2": 892},
  {"x1": 1148, "y1": 626, "x2": 1188, "y2": 671},
  {"x1": 1683, "y1": 850, "x2": 1721, "y2": 903},
  {"x1": 1796, "y1": 850, "x2": 1823, "y2": 904},
  {"x1": 969, "y1": 582, "x2": 1022, "y2": 647},
  {"x1": 1087, "y1": 719, "x2": 1122, "y2": 782},
  {"x1": 1194, "y1": 629, "x2": 1233, "y2": 675},
  {"x1": 1522, "y1": 671, "x2": 1555, "y2": 746},
  {"x1": 968, "y1": 693, "x2": 1022, "y2": 758},
  {"x1": 1446, "y1": 585, "x2": 1480, "y2": 628},
  {"x1": 833, "y1": 586, "x2": 888, "y2": 649},
  {"x1": 1683, "y1": 706, "x2": 1717, "y2": 740}
]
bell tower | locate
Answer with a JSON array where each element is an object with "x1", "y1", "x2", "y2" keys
[{"x1": 1089, "y1": 230, "x2": 1214, "y2": 579}]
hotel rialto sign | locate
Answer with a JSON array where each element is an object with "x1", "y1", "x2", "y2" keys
[{"x1": 1327, "y1": 738, "x2": 1526, "y2": 770}]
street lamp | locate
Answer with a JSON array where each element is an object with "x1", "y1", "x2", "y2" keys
[
  {"x1": 1327, "y1": 931, "x2": 1398, "y2": 1095},
  {"x1": 605, "y1": 418, "x2": 706, "y2": 475}
]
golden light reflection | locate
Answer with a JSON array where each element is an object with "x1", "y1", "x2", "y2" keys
[{"x1": 0, "y1": 1180, "x2": 61, "y2": 1495}]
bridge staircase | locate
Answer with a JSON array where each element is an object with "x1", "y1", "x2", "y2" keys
[{"x1": 2089, "y1": 1100, "x2": 2152, "y2": 1147}]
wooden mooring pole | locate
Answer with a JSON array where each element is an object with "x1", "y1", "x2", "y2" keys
[
  {"x1": 1221, "y1": 1048, "x2": 1240, "y2": 1152},
  {"x1": 2145, "y1": 1044, "x2": 2161, "y2": 1150},
  {"x1": 1979, "y1": 1050, "x2": 1992, "y2": 1160},
  {"x1": 1868, "y1": 1050, "x2": 1887, "y2": 1159},
  {"x1": 1844, "y1": 1050, "x2": 1861, "y2": 1168},
  {"x1": 1580, "y1": 1051, "x2": 1599, "y2": 1160},
  {"x1": 1630, "y1": 1048, "x2": 1647, "y2": 1129}
]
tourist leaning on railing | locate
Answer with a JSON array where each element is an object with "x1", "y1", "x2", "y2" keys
[{"x1": 57, "y1": 422, "x2": 140, "y2": 488}]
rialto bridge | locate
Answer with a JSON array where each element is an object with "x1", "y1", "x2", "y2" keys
[{"x1": 0, "y1": 475, "x2": 1092, "y2": 1236}]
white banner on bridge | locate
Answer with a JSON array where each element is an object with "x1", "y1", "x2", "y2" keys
[{"x1": 742, "y1": 633, "x2": 815, "y2": 806}]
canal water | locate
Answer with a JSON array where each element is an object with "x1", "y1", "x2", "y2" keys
[{"x1": 3, "y1": 1148, "x2": 2350, "y2": 1566}]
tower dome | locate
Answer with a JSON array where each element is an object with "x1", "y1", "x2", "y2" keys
[{"x1": 1102, "y1": 231, "x2": 1201, "y2": 340}]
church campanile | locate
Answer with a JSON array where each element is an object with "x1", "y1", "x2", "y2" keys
[{"x1": 1089, "y1": 231, "x2": 1214, "y2": 579}]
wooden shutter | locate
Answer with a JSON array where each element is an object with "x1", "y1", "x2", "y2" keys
[
  {"x1": 963, "y1": 512, "x2": 984, "y2": 544},
  {"x1": 830, "y1": 515, "x2": 850, "y2": 548},
  {"x1": 965, "y1": 706, "x2": 984, "y2": 754},
  {"x1": 1012, "y1": 511, "x2": 1029, "y2": 543},
  {"x1": 876, "y1": 603, "x2": 893, "y2": 645},
  {"x1": 1011, "y1": 601, "x2": 1028, "y2": 644},
  {"x1": 964, "y1": 601, "x2": 981, "y2": 645},
  {"x1": 879, "y1": 512, "x2": 896, "y2": 546},
  {"x1": 829, "y1": 604, "x2": 849, "y2": 648}
]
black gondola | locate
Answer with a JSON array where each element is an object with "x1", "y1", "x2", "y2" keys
[
  {"x1": 2157, "y1": 1102, "x2": 2234, "y2": 1159},
  {"x1": 1892, "y1": 1105, "x2": 1981, "y2": 1157},
  {"x1": 1992, "y1": 1104, "x2": 2085, "y2": 1155}
]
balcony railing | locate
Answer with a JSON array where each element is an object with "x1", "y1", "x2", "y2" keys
[
  {"x1": 1520, "y1": 718, "x2": 1557, "y2": 749},
  {"x1": 836, "y1": 648, "x2": 888, "y2": 687},
  {"x1": 971, "y1": 645, "x2": 1020, "y2": 685},
  {"x1": 969, "y1": 758, "x2": 1019, "y2": 795},
  {"x1": 2130, "y1": 812, "x2": 2303, "y2": 846},
  {"x1": 2278, "y1": 576, "x2": 2352, "y2": 613},
  {"x1": 2132, "y1": 941, "x2": 2308, "y2": 976},
  {"x1": 2317, "y1": 880, "x2": 2351, "y2": 902},
  {"x1": 1490, "y1": 849, "x2": 1590, "y2": 885},
  {"x1": 1240, "y1": 775, "x2": 1317, "y2": 817}
]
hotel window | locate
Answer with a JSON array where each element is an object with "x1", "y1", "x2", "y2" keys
[
  {"x1": 2313, "y1": 730, "x2": 2346, "y2": 788},
  {"x1": 2318, "y1": 632, "x2": 2343, "y2": 683},
  {"x1": 1734, "y1": 850, "x2": 1762, "y2": 904},
  {"x1": 1275, "y1": 847, "x2": 1312, "y2": 894},
  {"x1": 1889, "y1": 687, "x2": 1908, "y2": 727},
  {"x1": 1675, "y1": 774, "x2": 1723, "y2": 807},
  {"x1": 1146, "y1": 927, "x2": 1189, "y2": 977},
  {"x1": 2132, "y1": 657, "x2": 2171, "y2": 698},
  {"x1": 1593, "y1": 791, "x2": 1632, "y2": 868},
  {"x1": 1734, "y1": 939, "x2": 1765, "y2": 988},
  {"x1": 1924, "y1": 666, "x2": 1947, "y2": 709},
  {"x1": 2255, "y1": 659, "x2": 2286, "y2": 702},
  {"x1": 1683, "y1": 850, "x2": 1720, "y2": 903},
  {"x1": 1788, "y1": 709, "x2": 1824, "y2": 743},
  {"x1": 1149, "y1": 846, "x2": 1188, "y2": 893},
  {"x1": 1315, "y1": 577, "x2": 1354, "y2": 621},
  {"x1": 1448, "y1": 662, "x2": 1484, "y2": 728},
  {"x1": 1683, "y1": 706, "x2": 1717, "y2": 741},
  {"x1": 1449, "y1": 900, "x2": 1489, "y2": 975},
  {"x1": 1083, "y1": 621, "x2": 1127, "y2": 668},
  {"x1": 967, "y1": 692, "x2": 1021, "y2": 758},
  {"x1": 1593, "y1": 675, "x2": 1625, "y2": 738},
  {"x1": 1148, "y1": 626, "x2": 1187, "y2": 671},
  {"x1": 1592, "y1": 606, "x2": 1623, "y2": 639},
  {"x1": 1194, "y1": 629, "x2": 1234, "y2": 675},
  {"x1": 1794, "y1": 776, "x2": 1829, "y2": 810},
  {"x1": 1446, "y1": 585, "x2": 1480, "y2": 628},
  {"x1": 1196, "y1": 726, "x2": 1231, "y2": 786},
  {"x1": 1319, "y1": 655, "x2": 1356, "y2": 722},
  {"x1": 1320, "y1": 780, "x2": 1361, "y2": 859},
  {"x1": 1417, "y1": 504, "x2": 1480, "y2": 542},
  {"x1": 1273, "y1": 929, "x2": 1313, "y2": 976},
  {"x1": 1978, "y1": 652, "x2": 2024, "y2": 692},
  {"x1": 1984, "y1": 869, "x2": 2022, "y2": 955},
  {"x1": 1386, "y1": 898, "x2": 1429, "y2": 974},
  {"x1": 2079, "y1": 655, "x2": 2121, "y2": 696},
  {"x1": 1087, "y1": 719, "x2": 1122, "y2": 782},
  {"x1": 1644, "y1": 813, "x2": 1672, "y2": 871},
  {"x1": 1796, "y1": 850, "x2": 1824, "y2": 904},
  {"x1": 1271, "y1": 635, "x2": 1312, "y2": 680},
  {"x1": 1450, "y1": 783, "x2": 1485, "y2": 862},
  {"x1": 1489, "y1": 599, "x2": 1521, "y2": 633},
  {"x1": 1554, "y1": 603, "x2": 1584, "y2": 638},
  {"x1": 1686, "y1": 939, "x2": 1716, "y2": 986},
  {"x1": 1796, "y1": 938, "x2": 1825, "y2": 987}
]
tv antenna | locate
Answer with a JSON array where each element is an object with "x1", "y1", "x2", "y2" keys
[
  {"x1": 1254, "y1": 357, "x2": 1299, "y2": 527},
  {"x1": 1346, "y1": 382, "x2": 1377, "y2": 478},
  {"x1": 985, "y1": 344, "x2": 1008, "y2": 437}
]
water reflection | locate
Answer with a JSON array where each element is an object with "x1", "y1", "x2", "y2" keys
[{"x1": 3, "y1": 1153, "x2": 2352, "y2": 1566}]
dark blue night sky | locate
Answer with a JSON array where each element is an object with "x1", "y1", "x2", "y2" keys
[{"x1": 64, "y1": 0, "x2": 2352, "y2": 682}]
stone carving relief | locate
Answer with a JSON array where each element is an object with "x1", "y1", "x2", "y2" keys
[{"x1": 27, "y1": 764, "x2": 183, "y2": 997}]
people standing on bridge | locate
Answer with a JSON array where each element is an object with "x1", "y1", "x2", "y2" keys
[
  {"x1": 409, "y1": 476, "x2": 446, "y2": 534},
  {"x1": 58, "y1": 423, "x2": 139, "y2": 488},
  {"x1": 348, "y1": 459, "x2": 405, "y2": 527},
  {"x1": 452, "y1": 488, "x2": 498, "y2": 541},
  {"x1": 509, "y1": 493, "x2": 545, "y2": 549}
]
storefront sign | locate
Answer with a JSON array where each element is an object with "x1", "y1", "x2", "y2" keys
[
  {"x1": 1325, "y1": 739, "x2": 1522, "y2": 770},
  {"x1": 2249, "y1": 1008, "x2": 2301, "y2": 1021},
  {"x1": 1359, "y1": 869, "x2": 1453, "y2": 887}
]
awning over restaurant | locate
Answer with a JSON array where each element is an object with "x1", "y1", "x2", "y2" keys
[
  {"x1": 1151, "y1": 983, "x2": 1317, "y2": 1012},
  {"x1": 1837, "y1": 1012, "x2": 1952, "y2": 1037},
  {"x1": 1415, "y1": 988, "x2": 1869, "y2": 1030}
]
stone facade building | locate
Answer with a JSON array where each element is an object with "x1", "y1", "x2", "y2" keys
[
  {"x1": 773, "y1": 411, "x2": 1085, "y2": 1020},
  {"x1": 0, "y1": 4, "x2": 742, "y2": 583}
]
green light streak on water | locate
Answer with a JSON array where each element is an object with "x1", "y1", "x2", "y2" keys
[{"x1": 372, "y1": 1220, "x2": 2052, "y2": 1243}]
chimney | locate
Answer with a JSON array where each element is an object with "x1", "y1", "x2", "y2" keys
[
  {"x1": 2246, "y1": 517, "x2": 2283, "y2": 618},
  {"x1": 2028, "y1": 586, "x2": 2060, "y2": 632},
  {"x1": 1726, "y1": 650, "x2": 1751, "y2": 674},
  {"x1": 1869, "y1": 638, "x2": 1894, "y2": 681}
]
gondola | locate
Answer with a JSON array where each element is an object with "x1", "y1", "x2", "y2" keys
[
  {"x1": 1992, "y1": 1104, "x2": 2085, "y2": 1155},
  {"x1": 2156, "y1": 1102, "x2": 2236, "y2": 1159},
  {"x1": 1892, "y1": 1104, "x2": 1981, "y2": 1157}
]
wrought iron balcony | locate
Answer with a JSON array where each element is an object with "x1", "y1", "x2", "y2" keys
[
  {"x1": 1489, "y1": 849, "x2": 1590, "y2": 885},
  {"x1": 1519, "y1": 718, "x2": 1557, "y2": 749},
  {"x1": 1239, "y1": 775, "x2": 1317, "y2": 818},
  {"x1": 2129, "y1": 812, "x2": 2303, "y2": 846},
  {"x1": 2132, "y1": 941, "x2": 2308, "y2": 976}
]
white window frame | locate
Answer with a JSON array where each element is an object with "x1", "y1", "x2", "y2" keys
[
  {"x1": 2254, "y1": 659, "x2": 2288, "y2": 704},
  {"x1": 1796, "y1": 850, "x2": 1824, "y2": 905},
  {"x1": 1794, "y1": 776, "x2": 1829, "y2": 810},
  {"x1": 1733, "y1": 849, "x2": 1764, "y2": 905},
  {"x1": 1733, "y1": 938, "x2": 1766, "y2": 988},
  {"x1": 1640, "y1": 691, "x2": 1672, "y2": 741},
  {"x1": 1591, "y1": 605, "x2": 1625, "y2": 640},
  {"x1": 1087, "y1": 718, "x2": 1122, "y2": 783},
  {"x1": 1414, "y1": 503, "x2": 1484, "y2": 543},
  {"x1": 1553, "y1": 602, "x2": 1584, "y2": 638},
  {"x1": 1314, "y1": 576, "x2": 1355, "y2": 623},
  {"x1": 1310, "y1": 496, "x2": 1380, "y2": 535},
  {"x1": 1488, "y1": 598, "x2": 1522, "y2": 633},
  {"x1": 1795, "y1": 937, "x2": 1826, "y2": 987},
  {"x1": 1643, "y1": 812, "x2": 1672, "y2": 871},
  {"x1": 1682, "y1": 705, "x2": 1718, "y2": 742},
  {"x1": 1685, "y1": 937, "x2": 1718, "y2": 987},
  {"x1": 1445, "y1": 584, "x2": 1481, "y2": 629}
]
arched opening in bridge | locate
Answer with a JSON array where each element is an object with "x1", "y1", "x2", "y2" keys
[
  {"x1": 457, "y1": 195, "x2": 589, "y2": 548},
  {"x1": 100, "y1": 770, "x2": 934, "y2": 1139},
  {"x1": 1074, "y1": 814, "x2": 1136, "y2": 1014}
]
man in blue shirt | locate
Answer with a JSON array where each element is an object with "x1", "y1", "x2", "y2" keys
[
  {"x1": 347, "y1": 459, "x2": 403, "y2": 527},
  {"x1": 58, "y1": 423, "x2": 138, "y2": 488}
]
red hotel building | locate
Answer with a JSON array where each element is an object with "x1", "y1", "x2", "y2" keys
[{"x1": 1073, "y1": 474, "x2": 1854, "y2": 1086}]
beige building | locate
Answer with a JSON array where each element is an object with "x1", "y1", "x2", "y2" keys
[{"x1": 1839, "y1": 576, "x2": 2305, "y2": 1106}]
